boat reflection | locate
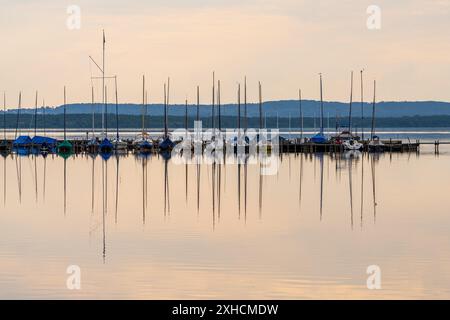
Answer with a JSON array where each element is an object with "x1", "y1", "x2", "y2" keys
[{"x1": 0, "y1": 151, "x2": 389, "y2": 260}]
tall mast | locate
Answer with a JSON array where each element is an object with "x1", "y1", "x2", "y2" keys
[
  {"x1": 63, "y1": 86, "x2": 67, "y2": 141},
  {"x1": 360, "y1": 69, "x2": 364, "y2": 140},
  {"x1": 102, "y1": 30, "x2": 106, "y2": 137},
  {"x1": 185, "y1": 98, "x2": 188, "y2": 132},
  {"x1": 104, "y1": 86, "x2": 108, "y2": 137},
  {"x1": 370, "y1": 80, "x2": 377, "y2": 140},
  {"x1": 258, "y1": 82, "x2": 262, "y2": 130},
  {"x1": 319, "y1": 73, "x2": 324, "y2": 133},
  {"x1": 299, "y1": 89, "x2": 303, "y2": 140},
  {"x1": 34, "y1": 91, "x2": 38, "y2": 137},
  {"x1": 211, "y1": 72, "x2": 215, "y2": 131},
  {"x1": 348, "y1": 71, "x2": 353, "y2": 133},
  {"x1": 196, "y1": 86, "x2": 200, "y2": 122},
  {"x1": 142, "y1": 75, "x2": 145, "y2": 136},
  {"x1": 115, "y1": 76, "x2": 119, "y2": 141},
  {"x1": 165, "y1": 77, "x2": 170, "y2": 138},
  {"x1": 91, "y1": 86, "x2": 95, "y2": 138},
  {"x1": 164, "y1": 83, "x2": 166, "y2": 138}
]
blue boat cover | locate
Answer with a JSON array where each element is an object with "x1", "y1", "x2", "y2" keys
[
  {"x1": 311, "y1": 132, "x2": 327, "y2": 144},
  {"x1": 13, "y1": 136, "x2": 32, "y2": 146},
  {"x1": 31, "y1": 136, "x2": 57, "y2": 146}
]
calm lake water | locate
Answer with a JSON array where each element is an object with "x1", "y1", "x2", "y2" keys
[{"x1": 1, "y1": 143, "x2": 450, "y2": 299}]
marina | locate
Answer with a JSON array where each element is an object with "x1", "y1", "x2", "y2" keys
[
  {"x1": 2, "y1": 0, "x2": 450, "y2": 303},
  {"x1": 0, "y1": 137, "x2": 432, "y2": 155}
]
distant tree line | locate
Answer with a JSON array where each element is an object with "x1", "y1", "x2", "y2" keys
[{"x1": 1, "y1": 114, "x2": 450, "y2": 130}]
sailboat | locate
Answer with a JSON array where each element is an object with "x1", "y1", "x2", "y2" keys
[
  {"x1": 31, "y1": 93, "x2": 57, "y2": 153},
  {"x1": 12, "y1": 92, "x2": 32, "y2": 151},
  {"x1": 99, "y1": 86, "x2": 113, "y2": 155},
  {"x1": 368, "y1": 80, "x2": 384, "y2": 152},
  {"x1": 111, "y1": 76, "x2": 127, "y2": 152},
  {"x1": 89, "y1": 30, "x2": 112, "y2": 155},
  {"x1": 134, "y1": 75, "x2": 153, "y2": 154},
  {"x1": 158, "y1": 78, "x2": 174, "y2": 152},
  {"x1": 341, "y1": 72, "x2": 363, "y2": 151},
  {"x1": 57, "y1": 87, "x2": 73, "y2": 156},
  {"x1": 87, "y1": 86, "x2": 99, "y2": 153},
  {"x1": 310, "y1": 74, "x2": 327, "y2": 144}
]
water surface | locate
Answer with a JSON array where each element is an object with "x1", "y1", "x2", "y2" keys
[{"x1": 1, "y1": 144, "x2": 450, "y2": 299}]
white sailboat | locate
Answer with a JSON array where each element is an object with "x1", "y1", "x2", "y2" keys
[
  {"x1": 111, "y1": 76, "x2": 127, "y2": 151},
  {"x1": 368, "y1": 80, "x2": 384, "y2": 152},
  {"x1": 339, "y1": 71, "x2": 362, "y2": 151}
]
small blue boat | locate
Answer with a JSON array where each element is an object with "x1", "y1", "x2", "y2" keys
[
  {"x1": 13, "y1": 136, "x2": 32, "y2": 148},
  {"x1": 32, "y1": 136, "x2": 57, "y2": 153},
  {"x1": 31, "y1": 136, "x2": 57, "y2": 147},
  {"x1": 311, "y1": 132, "x2": 327, "y2": 144}
]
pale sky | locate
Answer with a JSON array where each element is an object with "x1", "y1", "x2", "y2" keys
[{"x1": 0, "y1": 0, "x2": 450, "y2": 108}]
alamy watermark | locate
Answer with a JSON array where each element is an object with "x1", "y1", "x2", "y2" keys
[
  {"x1": 367, "y1": 5, "x2": 381, "y2": 30},
  {"x1": 366, "y1": 265, "x2": 382, "y2": 290},
  {"x1": 66, "y1": 265, "x2": 81, "y2": 290},
  {"x1": 66, "y1": 5, "x2": 81, "y2": 30}
]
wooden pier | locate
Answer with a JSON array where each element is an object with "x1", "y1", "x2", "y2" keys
[
  {"x1": 0, "y1": 138, "x2": 433, "y2": 155},
  {"x1": 281, "y1": 139, "x2": 420, "y2": 153}
]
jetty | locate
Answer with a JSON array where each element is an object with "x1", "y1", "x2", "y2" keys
[{"x1": 0, "y1": 137, "x2": 436, "y2": 155}]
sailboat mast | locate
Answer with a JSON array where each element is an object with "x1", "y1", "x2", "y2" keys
[
  {"x1": 360, "y1": 69, "x2": 364, "y2": 140},
  {"x1": 196, "y1": 86, "x2": 200, "y2": 122},
  {"x1": 299, "y1": 89, "x2": 303, "y2": 140},
  {"x1": 258, "y1": 82, "x2": 262, "y2": 130},
  {"x1": 142, "y1": 75, "x2": 145, "y2": 136},
  {"x1": 370, "y1": 80, "x2": 377, "y2": 140},
  {"x1": 3, "y1": 92, "x2": 6, "y2": 142},
  {"x1": 105, "y1": 86, "x2": 108, "y2": 137},
  {"x1": 63, "y1": 86, "x2": 67, "y2": 141},
  {"x1": 319, "y1": 73, "x2": 324, "y2": 133},
  {"x1": 34, "y1": 91, "x2": 38, "y2": 137},
  {"x1": 91, "y1": 86, "x2": 95, "y2": 138},
  {"x1": 211, "y1": 72, "x2": 215, "y2": 131},
  {"x1": 102, "y1": 30, "x2": 106, "y2": 138},
  {"x1": 348, "y1": 71, "x2": 353, "y2": 133},
  {"x1": 115, "y1": 76, "x2": 119, "y2": 141},
  {"x1": 165, "y1": 77, "x2": 170, "y2": 138},
  {"x1": 185, "y1": 98, "x2": 188, "y2": 132}
]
